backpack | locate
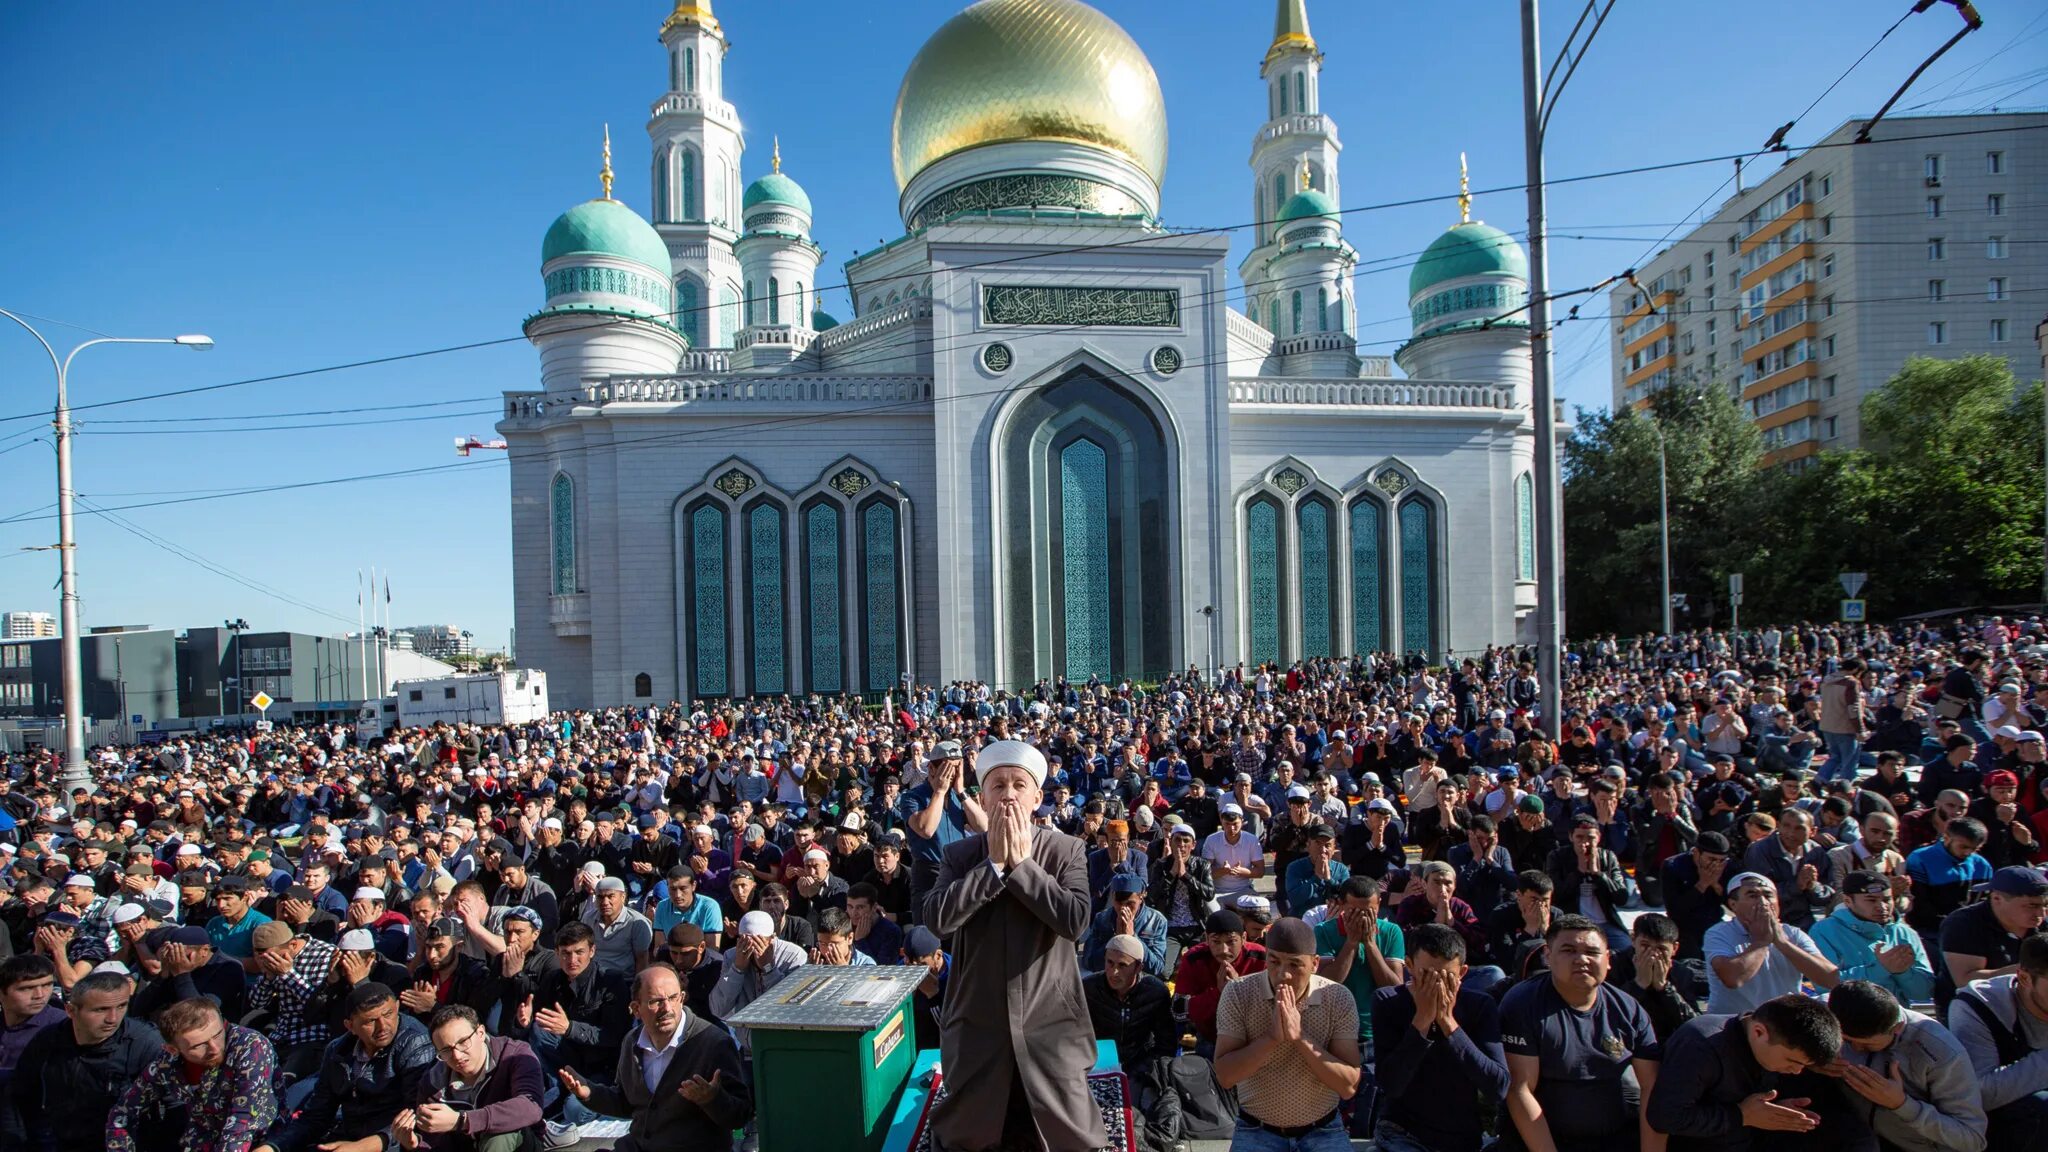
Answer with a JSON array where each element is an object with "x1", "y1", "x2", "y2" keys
[
  {"x1": 1954, "y1": 987, "x2": 2033, "y2": 1068},
  {"x1": 1167, "y1": 1053, "x2": 1237, "y2": 1140}
]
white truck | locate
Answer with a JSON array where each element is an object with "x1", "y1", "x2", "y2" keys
[{"x1": 390, "y1": 669, "x2": 550, "y2": 730}]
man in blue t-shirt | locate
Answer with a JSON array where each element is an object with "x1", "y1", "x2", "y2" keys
[
  {"x1": 896, "y1": 741, "x2": 985, "y2": 917},
  {"x1": 649, "y1": 865, "x2": 724, "y2": 948},
  {"x1": 1500, "y1": 913, "x2": 1664, "y2": 1152}
]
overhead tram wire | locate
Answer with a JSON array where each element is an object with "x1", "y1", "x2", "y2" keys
[
  {"x1": 1, "y1": 119, "x2": 2042, "y2": 427},
  {"x1": 71, "y1": 496, "x2": 361, "y2": 628},
  {"x1": 9, "y1": 276, "x2": 2037, "y2": 527}
]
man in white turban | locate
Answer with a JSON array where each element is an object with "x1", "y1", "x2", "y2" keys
[{"x1": 923, "y1": 739, "x2": 1107, "y2": 1151}]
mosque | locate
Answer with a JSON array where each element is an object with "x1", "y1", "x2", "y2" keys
[{"x1": 501, "y1": 0, "x2": 1542, "y2": 710}]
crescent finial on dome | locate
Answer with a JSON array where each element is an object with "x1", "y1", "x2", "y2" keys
[{"x1": 600, "y1": 124, "x2": 613, "y2": 201}]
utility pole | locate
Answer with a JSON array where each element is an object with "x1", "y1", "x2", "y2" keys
[{"x1": 1522, "y1": 0, "x2": 1562, "y2": 736}]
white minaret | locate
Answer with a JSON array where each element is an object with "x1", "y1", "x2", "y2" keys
[
  {"x1": 1239, "y1": 0, "x2": 1343, "y2": 338},
  {"x1": 650, "y1": 1, "x2": 745, "y2": 349},
  {"x1": 733, "y1": 139, "x2": 825, "y2": 370}
]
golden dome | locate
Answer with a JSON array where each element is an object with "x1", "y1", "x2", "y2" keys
[{"x1": 890, "y1": 0, "x2": 1167, "y2": 191}]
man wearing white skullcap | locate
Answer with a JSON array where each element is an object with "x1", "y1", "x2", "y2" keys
[
  {"x1": 708, "y1": 909, "x2": 807, "y2": 1054},
  {"x1": 924, "y1": 738, "x2": 1107, "y2": 1150}
]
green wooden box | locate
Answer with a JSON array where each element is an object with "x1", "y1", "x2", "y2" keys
[{"x1": 726, "y1": 966, "x2": 926, "y2": 1152}]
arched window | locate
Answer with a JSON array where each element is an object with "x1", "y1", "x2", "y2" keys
[
  {"x1": 794, "y1": 282, "x2": 806, "y2": 319},
  {"x1": 1291, "y1": 290, "x2": 1302, "y2": 335},
  {"x1": 549, "y1": 473, "x2": 575, "y2": 595},
  {"x1": 1399, "y1": 498, "x2": 1439, "y2": 658},
  {"x1": 744, "y1": 280, "x2": 756, "y2": 325},
  {"x1": 1295, "y1": 72, "x2": 1307, "y2": 114},
  {"x1": 1350, "y1": 498, "x2": 1385, "y2": 653},
  {"x1": 1317, "y1": 287, "x2": 1329, "y2": 332},
  {"x1": 1298, "y1": 497, "x2": 1336, "y2": 658},
  {"x1": 675, "y1": 276, "x2": 700, "y2": 347},
  {"x1": 1269, "y1": 297, "x2": 1281, "y2": 335},
  {"x1": 1245, "y1": 497, "x2": 1283, "y2": 667},
  {"x1": 1278, "y1": 77, "x2": 1289, "y2": 115},
  {"x1": 634, "y1": 672, "x2": 653, "y2": 699},
  {"x1": 682, "y1": 46, "x2": 696, "y2": 92},
  {"x1": 803, "y1": 501, "x2": 844, "y2": 693},
  {"x1": 745, "y1": 501, "x2": 787, "y2": 695},
  {"x1": 768, "y1": 276, "x2": 780, "y2": 324},
  {"x1": 716, "y1": 284, "x2": 739, "y2": 347},
  {"x1": 1270, "y1": 173, "x2": 1287, "y2": 239},
  {"x1": 652, "y1": 146, "x2": 670, "y2": 223},
  {"x1": 860, "y1": 500, "x2": 902, "y2": 691},
  {"x1": 685, "y1": 501, "x2": 728, "y2": 696},
  {"x1": 1059, "y1": 438, "x2": 1111, "y2": 682},
  {"x1": 1515, "y1": 472, "x2": 1536, "y2": 581},
  {"x1": 680, "y1": 149, "x2": 698, "y2": 221}
]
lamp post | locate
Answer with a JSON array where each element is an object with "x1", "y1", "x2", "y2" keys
[
  {"x1": 1653, "y1": 420, "x2": 1673, "y2": 635},
  {"x1": 225, "y1": 619, "x2": 248, "y2": 729},
  {"x1": 0, "y1": 308, "x2": 211, "y2": 794}
]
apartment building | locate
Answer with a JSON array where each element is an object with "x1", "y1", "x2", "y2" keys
[
  {"x1": 1609, "y1": 112, "x2": 2046, "y2": 466},
  {"x1": 1, "y1": 612, "x2": 57, "y2": 639}
]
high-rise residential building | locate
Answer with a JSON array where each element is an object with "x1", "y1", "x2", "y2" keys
[
  {"x1": 2, "y1": 612, "x2": 57, "y2": 639},
  {"x1": 1608, "y1": 112, "x2": 2045, "y2": 467}
]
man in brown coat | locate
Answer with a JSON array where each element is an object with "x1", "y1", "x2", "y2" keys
[{"x1": 923, "y1": 738, "x2": 1108, "y2": 1152}]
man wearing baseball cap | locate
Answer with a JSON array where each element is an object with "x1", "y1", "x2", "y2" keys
[
  {"x1": 922, "y1": 738, "x2": 1107, "y2": 1151},
  {"x1": 897, "y1": 740, "x2": 983, "y2": 918},
  {"x1": 1704, "y1": 872, "x2": 1840, "y2": 1014}
]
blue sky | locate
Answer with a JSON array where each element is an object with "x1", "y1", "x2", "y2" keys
[{"x1": 2, "y1": 0, "x2": 2043, "y2": 650}]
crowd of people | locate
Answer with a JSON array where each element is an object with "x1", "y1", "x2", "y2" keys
[{"x1": 0, "y1": 616, "x2": 2046, "y2": 1152}]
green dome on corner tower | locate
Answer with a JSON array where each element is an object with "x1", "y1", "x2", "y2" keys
[
  {"x1": 541, "y1": 198, "x2": 672, "y2": 275},
  {"x1": 743, "y1": 172, "x2": 812, "y2": 217},
  {"x1": 1409, "y1": 220, "x2": 1527, "y2": 299},
  {"x1": 1277, "y1": 187, "x2": 1339, "y2": 224}
]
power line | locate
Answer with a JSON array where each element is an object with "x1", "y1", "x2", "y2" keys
[
  {"x1": 72, "y1": 496, "x2": 360, "y2": 627},
  {"x1": 2, "y1": 119, "x2": 2040, "y2": 428}
]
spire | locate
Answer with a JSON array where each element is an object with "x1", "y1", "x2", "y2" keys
[
  {"x1": 1458, "y1": 152, "x2": 1470, "y2": 224},
  {"x1": 660, "y1": 0, "x2": 721, "y2": 37},
  {"x1": 1267, "y1": 0, "x2": 1317, "y2": 62},
  {"x1": 600, "y1": 124, "x2": 614, "y2": 200},
  {"x1": 772, "y1": 136, "x2": 781, "y2": 175}
]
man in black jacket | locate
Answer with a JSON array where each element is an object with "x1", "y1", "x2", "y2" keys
[
  {"x1": 255, "y1": 983, "x2": 437, "y2": 1152},
  {"x1": 1082, "y1": 934, "x2": 1177, "y2": 1067},
  {"x1": 1630, "y1": 772, "x2": 1701, "y2": 907},
  {"x1": 1644, "y1": 994, "x2": 1854, "y2": 1152},
  {"x1": 557, "y1": 966, "x2": 750, "y2": 1152},
  {"x1": 395, "y1": 918, "x2": 496, "y2": 1023},
  {"x1": 129, "y1": 925, "x2": 248, "y2": 1024},
  {"x1": 516, "y1": 922, "x2": 629, "y2": 1100},
  {"x1": 11, "y1": 970, "x2": 157, "y2": 1152},
  {"x1": 1546, "y1": 816, "x2": 1634, "y2": 955}
]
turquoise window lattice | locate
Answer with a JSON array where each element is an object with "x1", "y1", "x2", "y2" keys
[
  {"x1": 1059, "y1": 439, "x2": 1112, "y2": 682},
  {"x1": 1291, "y1": 291, "x2": 1302, "y2": 335},
  {"x1": 1295, "y1": 72, "x2": 1307, "y2": 114},
  {"x1": 1318, "y1": 287, "x2": 1329, "y2": 332},
  {"x1": 1298, "y1": 499, "x2": 1332, "y2": 658},
  {"x1": 1515, "y1": 472, "x2": 1536, "y2": 581},
  {"x1": 549, "y1": 473, "x2": 575, "y2": 595},
  {"x1": 682, "y1": 46, "x2": 695, "y2": 92},
  {"x1": 716, "y1": 285, "x2": 738, "y2": 347},
  {"x1": 1400, "y1": 499, "x2": 1438, "y2": 657},
  {"x1": 676, "y1": 277, "x2": 699, "y2": 346},
  {"x1": 747, "y1": 503, "x2": 786, "y2": 695},
  {"x1": 805, "y1": 503, "x2": 843, "y2": 693},
  {"x1": 1269, "y1": 298, "x2": 1281, "y2": 335},
  {"x1": 862, "y1": 502, "x2": 900, "y2": 691},
  {"x1": 768, "y1": 277, "x2": 780, "y2": 324},
  {"x1": 653, "y1": 147, "x2": 669, "y2": 223},
  {"x1": 681, "y1": 149, "x2": 698, "y2": 221},
  {"x1": 1350, "y1": 499, "x2": 1384, "y2": 654},
  {"x1": 690, "y1": 503, "x2": 727, "y2": 696},
  {"x1": 1246, "y1": 498, "x2": 1282, "y2": 667}
]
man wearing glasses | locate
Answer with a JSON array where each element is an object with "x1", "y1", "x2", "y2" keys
[
  {"x1": 394, "y1": 1004, "x2": 544, "y2": 1152},
  {"x1": 555, "y1": 966, "x2": 750, "y2": 1152}
]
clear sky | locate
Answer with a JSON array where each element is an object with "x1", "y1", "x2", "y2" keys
[{"x1": 2, "y1": 0, "x2": 2043, "y2": 650}]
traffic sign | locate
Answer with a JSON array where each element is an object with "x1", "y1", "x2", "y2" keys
[
  {"x1": 1841, "y1": 599, "x2": 1867, "y2": 622},
  {"x1": 249, "y1": 691, "x2": 274, "y2": 712},
  {"x1": 1839, "y1": 571, "x2": 1868, "y2": 598},
  {"x1": 130, "y1": 715, "x2": 142, "y2": 725},
  {"x1": 1729, "y1": 572, "x2": 1744, "y2": 605}
]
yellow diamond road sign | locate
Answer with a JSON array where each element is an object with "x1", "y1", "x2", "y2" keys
[{"x1": 249, "y1": 691, "x2": 274, "y2": 712}]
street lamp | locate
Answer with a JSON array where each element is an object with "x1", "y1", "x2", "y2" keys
[
  {"x1": 1647, "y1": 390, "x2": 1705, "y2": 636},
  {"x1": 0, "y1": 308, "x2": 212, "y2": 795},
  {"x1": 225, "y1": 619, "x2": 248, "y2": 728}
]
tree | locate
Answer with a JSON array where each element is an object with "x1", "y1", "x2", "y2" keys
[{"x1": 1562, "y1": 386, "x2": 1772, "y2": 634}]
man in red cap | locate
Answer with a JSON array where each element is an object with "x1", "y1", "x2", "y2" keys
[{"x1": 1970, "y1": 769, "x2": 2038, "y2": 868}]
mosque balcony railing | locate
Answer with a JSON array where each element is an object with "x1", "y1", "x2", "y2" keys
[
  {"x1": 733, "y1": 324, "x2": 817, "y2": 355},
  {"x1": 549, "y1": 593, "x2": 591, "y2": 637},
  {"x1": 577, "y1": 375, "x2": 934, "y2": 406},
  {"x1": 1227, "y1": 378, "x2": 1517, "y2": 411},
  {"x1": 813, "y1": 296, "x2": 933, "y2": 356},
  {"x1": 1226, "y1": 307, "x2": 1277, "y2": 351},
  {"x1": 1255, "y1": 113, "x2": 1339, "y2": 149},
  {"x1": 649, "y1": 92, "x2": 737, "y2": 122}
]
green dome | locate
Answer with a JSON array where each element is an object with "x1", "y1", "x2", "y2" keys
[
  {"x1": 743, "y1": 172, "x2": 812, "y2": 217},
  {"x1": 1277, "y1": 187, "x2": 1338, "y2": 224},
  {"x1": 810, "y1": 307, "x2": 839, "y2": 331},
  {"x1": 541, "y1": 198, "x2": 671, "y2": 275},
  {"x1": 1408, "y1": 221, "x2": 1527, "y2": 298}
]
